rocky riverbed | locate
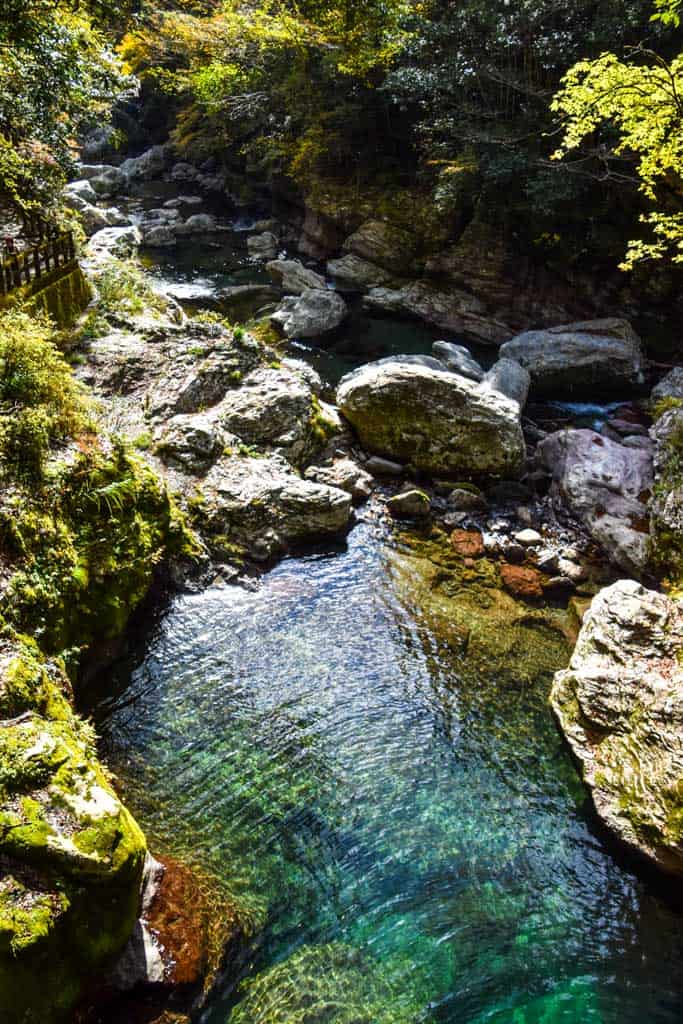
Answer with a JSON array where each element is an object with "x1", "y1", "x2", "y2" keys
[{"x1": 5, "y1": 139, "x2": 680, "y2": 1022}]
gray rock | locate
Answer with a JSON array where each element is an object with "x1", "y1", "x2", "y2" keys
[
  {"x1": 247, "y1": 231, "x2": 280, "y2": 260},
  {"x1": 155, "y1": 413, "x2": 225, "y2": 471},
  {"x1": 63, "y1": 179, "x2": 98, "y2": 207},
  {"x1": 266, "y1": 258, "x2": 326, "y2": 294},
  {"x1": 177, "y1": 212, "x2": 218, "y2": 235},
  {"x1": 170, "y1": 161, "x2": 200, "y2": 182},
  {"x1": 337, "y1": 359, "x2": 525, "y2": 479},
  {"x1": 537, "y1": 429, "x2": 653, "y2": 576},
  {"x1": 89, "y1": 166, "x2": 128, "y2": 197},
  {"x1": 387, "y1": 489, "x2": 431, "y2": 519},
  {"x1": 515, "y1": 528, "x2": 542, "y2": 546},
  {"x1": 552, "y1": 580, "x2": 683, "y2": 875},
  {"x1": 326, "y1": 253, "x2": 393, "y2": 291},
  {"x1": 482, "y1": 357, "x2": 531, "y2": 408},
  {"x1": 447, "y1": 488, "x2": 487, "y2": 512},
  {"x1": 365, "y1": 455, "x2": 404, "y2": 476},
  {"x1": 432, "y1": 341, "x2": 484, "y2": 382},
  {"x1": 271, "y1": 288, "x2": 348, "y2": 339},
  {"x1": 81, "y1": 126, "x2": 119, "y2": 162},
  {"x1": 305, "y1": 458, "x2": 373, "y2": 503},
  {"x1": 120, "y1": 145, "x2": 170, "y2": 180},
  {"x1": 202, "y1": 454, "x2": 352, "y2": 560},
  {"x1": 651, "y1": 367, "x2": 683, "y2": 403},
  {"x1": 142, "y1": 224, "x2": 176, "y2": 248},
  {"x1": 86, "y1": 225, "x2": 142, "y2": 261},
  {"x1": 499, "y1": 318, "x2": 645, "y2": 396},
  {"x1": 217, "y1": 365, "x2": 328, "y2": 465},
  {"x1": 363, "y1": 282, "x2": 509, "y2": 345}
]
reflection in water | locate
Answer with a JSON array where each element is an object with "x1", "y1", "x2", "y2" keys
[{"x1": 95, "y1": 521, "x2": 683, "y2": 1023}]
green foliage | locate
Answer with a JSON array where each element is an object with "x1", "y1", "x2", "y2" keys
[
  {"x1": 0, "y1": 1, "x2": 128, "y2": 210},
  {"x1": 93, "y1": 256, "x2": 169, "y2": 320},
  {"x1": 0, "y1": 309, "x2": 90, "y2": 479},
  {"x1": 552, "y1": 44, "x2": 683, "y2": 268}
]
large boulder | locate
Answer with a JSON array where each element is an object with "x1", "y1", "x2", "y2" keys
[
  {"x1": 89, "y1": 166, "x2": 128, "y2": 197},
  {"x1": 86, "y1": 225, "x2": 142, "y2": 262},
  {"x1": 342, "y1": 220, "x2": 419, "y2": 274},
  {"x1": 271, "y1": 288, "x2": 348, "y2": 339},
  {"x1": 266, "y1": 258, "x2": 326, "y2": 294},
  {"x1": 538, "y1": 429, "x2": 653, "y2": 576},
  {"x1": 326, "y1": 253, "x2": 393, "y2": 291},
  {"x1": 552, "y1": 580, "x2": 683, "y2": 875},
  {"x1": 336, "y1": 359, "x2": 526, "y2": 479},
  {"x1": 201, "y1": 454, "x2": 352, "y2": 561},
  {"x1": 218, "y1": 364, "x2": 337, "y2": 464},
  {"x1": 499, "y1": 318, "x2": 645, "y2": 396},
  {"x1": 363, "y1": 281, "x2": 510, "y2": 346},
  {"x1": 120, "y1": 144, "x2": 170, "y2": 180}
]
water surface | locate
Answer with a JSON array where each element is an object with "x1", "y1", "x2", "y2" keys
[{"x1": 95, "y1": 521, "x2": 683, "y2": 1023}]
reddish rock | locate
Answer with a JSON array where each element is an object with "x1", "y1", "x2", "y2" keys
[
  {"x1": 500, "y1": 563, "x2": 544, "y2": 599},
  {"x1": 451, "y1": 529, "x2": 484, "y2": 557}
]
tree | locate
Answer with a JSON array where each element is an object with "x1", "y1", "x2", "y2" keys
[
  {"x1": 551, "y1": 1, "x2": 683, "y2": 268},
  {"x1": 0, "y1": 0, "x2": 127, "y2": 212}
]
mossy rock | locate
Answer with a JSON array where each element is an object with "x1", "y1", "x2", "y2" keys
[{"x1": 0, "y1": 713, "x2": 146, "y2": 1022}]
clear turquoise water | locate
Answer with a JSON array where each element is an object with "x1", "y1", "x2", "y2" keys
[{"x1": 94, "y1": 520, "x2": 683, "y2": 1024}]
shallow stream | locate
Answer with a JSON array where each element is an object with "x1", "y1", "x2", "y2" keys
[{"x1": 93, "y1": 211, "x2": 683, "y2": 1022}]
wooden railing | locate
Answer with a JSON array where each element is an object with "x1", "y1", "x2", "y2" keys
[{"x1": 0, "y1": 231, "x2": 76, "y2": 298}]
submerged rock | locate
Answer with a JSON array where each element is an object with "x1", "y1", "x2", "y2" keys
[
  {"x1": 552, "y1": 580, "x2": 683, "y2": 875},
  {"x1": 499, "y1": 318, "x2": 645, "y2": 396},
  {"x1": 538, "y1": 429, "x2": 653, "y2": 577},
  {"x1": 336, "y1": 359, "x2": 525, "y2": 479},
  {"x1": 229, "y1": 942, "x2": 421, "y2": 1024}
]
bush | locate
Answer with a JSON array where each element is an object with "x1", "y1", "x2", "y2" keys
[
  {"x1": 0, "y1": 309, "x2": 90, "y2": 479},
  {"x1": 93, "y1": 257, "x2": 168, "y2": 320}
]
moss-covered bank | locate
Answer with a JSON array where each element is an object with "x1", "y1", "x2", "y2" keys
[{"x1": 0, "y1": 306, "x2": 195, "y2": 1021}]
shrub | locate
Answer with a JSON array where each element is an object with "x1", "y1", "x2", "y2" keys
[{"x1": 0, "y1": 309, "x2": 90, "y2": 479}]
